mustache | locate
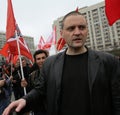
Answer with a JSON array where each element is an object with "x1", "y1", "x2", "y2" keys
[{"x1": 73, "y1": 38, "x2": 82, "y2": 40}]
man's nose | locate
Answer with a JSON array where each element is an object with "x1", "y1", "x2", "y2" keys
[{"x1": 74, "y1": 27, "x2": 81, "y2": 35}]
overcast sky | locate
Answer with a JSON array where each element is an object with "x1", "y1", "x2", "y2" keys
[{"x1": 0, "y1": 0, "x2": 103, "y2": 45}]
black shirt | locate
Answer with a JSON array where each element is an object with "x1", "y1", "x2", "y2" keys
[{"x1": 59, "y1": 51, "x2": 91, "y2": 115}]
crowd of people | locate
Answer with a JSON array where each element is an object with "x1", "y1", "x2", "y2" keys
[
  {"x1": 0, "y1": 49, "x2": 49, "y2": 115},
  {"x1": 0, "y1": 11, "x2": 120, "y2": 115}
]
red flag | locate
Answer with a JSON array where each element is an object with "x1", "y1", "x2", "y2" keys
[
  {"x1": 5, "y1": 53, "x2": 13, "y2": 64},
  {"x1": 36, "y1": 36, "x2": 45, "y2": 50},
  {"x1": 56, "y1": 38, "x2": 66, "y2": 51},
  {"x1": 6, "y1": 0, "x2": 16, "y2": 40},
  {"x1": 105, "y1": 0, "x2": 120, "y2": 26},
  {"x1": 12, "y1": 55, "x2": 18, "y2": 65},
  {"x1": 0, "y1": 43, "x2": 13, "y2": 63},
  {"x1": 43, "y1": 26, "x2": 56, "y2": 50},
  {"x1": 7, "y1": 36, "x2": 34, "y2": 62},
  {"x1": 6, "y1": 0, "x2": 34, "y2": 62},
  {"x1": 0, "y1": 43, "x2": 9, "y2": 57}
]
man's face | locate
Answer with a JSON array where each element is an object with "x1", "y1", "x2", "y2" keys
[
  {"x1": 35, "y1": 53, "x2": 47, "y2": 69},
  {"x1": 22, "y1": 58, "x2": 27, "y2": 67},
  {"x1": 61, "y1": 15, "x2": 88, "y2": 50},
  {"x1": 15, "y1": 59, "x2": 20, "y2": 68}
]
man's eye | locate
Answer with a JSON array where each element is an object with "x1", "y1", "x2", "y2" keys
[
  {"x1": 42, "y1": 57, "x2": 46, "y2": 59},
  {"x1": 67, "y1": 26, "x2": 75, "y2": 31},
  {"x1": 78, "y1": 25, "x2": 86, "y2": 30},
  {"x1": 37, "y1": 58, "x2": 41, "y2": 60}
]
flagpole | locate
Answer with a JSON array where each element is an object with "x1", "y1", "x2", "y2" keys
[
  {"x1": 7, "y1": 0, "x2": 27, "y2": 95},
  {"x1": 10, "y1": 54, "x2": 13, "y2": 76},
  {"x1": 16, "y1": 31, "x2": 27, "y2": 95}
]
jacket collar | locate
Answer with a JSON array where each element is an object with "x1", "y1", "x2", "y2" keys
[
  {"x1": 55, "y1": 49, "x2": 101, "y2": 93},
  {"x1": 88, "y1": 49, "x2": 101, "y2": 92}
]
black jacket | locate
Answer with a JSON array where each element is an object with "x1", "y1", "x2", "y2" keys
[{"x1": 23, "y1": 49, "x2": 120, "y2": 115}]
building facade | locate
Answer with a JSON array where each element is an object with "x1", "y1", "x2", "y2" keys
[
  {"x1": 53, "y1": 1, "x2": 120, "y2": 52},
  {"x1": 0, "y1": 32, "x2": 6, "y2": 50}
]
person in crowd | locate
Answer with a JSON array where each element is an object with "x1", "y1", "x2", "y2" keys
[
  {"x1": 2, "y1": 11, "x2": 120, "y2": 115},
  {"x1": 20, "y1": 56, "x2": 30, "y2": 94},
  {"x1": 0, "y1": 64, "x2": 13, "y2": 115},
  {"x1": 28, "y1": 49, "x2": 49, "y2": 91},
  {"x1": 12, "y1": 57, "x2": 30, "y2": 98},
  {"x1": 27, "y1": 49, "x2": 48, "y2": 115},
  {"x1": 12, "y1": 59, "x2": 22, "y2": 100},
  {"x1": 12, "y1": 57, "x2": 30, "y2": 115},
  {"x1": 0, "y1": 78, "x2": 6, "y2": 114}
]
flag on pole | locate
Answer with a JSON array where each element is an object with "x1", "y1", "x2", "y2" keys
[
  {"x1": 6, "y1": 0, "x2": 16, "y2": 40},
  {"x1": 6, "y1": 0, "x2": 33, "y2": 62},
  {"x1": 105, "y1": 0, "x2": 120, "y2": 26},
  {"x1": 0, "y1": 44, "x2": 19, "y2": 65},
  {"x1": 36, "y1": 36, "x2": 45, "y2": 50},
  {"x1": 6, "y1": 25, "x2": 34, "y2": 62},
  {"x1": 56, "y1": 38, "x2": 66, "y2": 51},
  {"x1": 43, "y1": 26, "x2": 56, "y2": 50},
  {"x1": 6, "y1": 0, "x2": 32, "y2": 95}
]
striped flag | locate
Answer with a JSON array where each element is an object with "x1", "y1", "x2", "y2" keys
[{"x1": 6, "y1": 0, "x2": 33, "y2": 62}]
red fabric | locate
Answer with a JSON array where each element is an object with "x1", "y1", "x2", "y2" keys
[
  {"x1": 37, "y1": 36, "x2": 45, "y2": 50},
  {"x1": 43, "y1": 26, "x2": 56, "y2": 50},
  {"x1": 0, "y1": 43, "x2": 14, "y2": 63},
  {"x1": 56, "y1": 38, "x2": 66, "y2": 51},
  {"x1": 0, "y1": 43, "x2": 9, "y2": 57},
  {"x1": 105, "y1": 0, "x2": 120, "y2": 25},
  {"x1": 7, "y1": 37, "x2": 34, "y2": 62},
  {"x1": 12, "y1": 55, "x2": 18, "y2": 64},
  {"x1": 6, "y1": 0, "x2": 33, "y2": 63},
  {"x1": 6, "y1": 0, "x2": 16, "y2": 40},
  {"x1": 6, "y1": 53, "x2": 13, "y2": 64}
]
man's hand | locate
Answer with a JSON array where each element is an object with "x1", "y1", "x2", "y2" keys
[
  {"x1": 21, "y1": 79, "x2": 28, "y2": 87},
  {"x1": 2, "y1": 98, "x2": 26, "y2": 115},
  {"x1": 0, "y1": 79, "x2": 5, "y2": 87}
]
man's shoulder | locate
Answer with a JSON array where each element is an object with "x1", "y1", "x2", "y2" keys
[
  {"x1": 89, "y1": 49, "x2": 118, "y2": 63},
  {"x1": 89, "y1": 49, "x2": 114, "y2": 57},
  {"x1": 47, "y1": 51, "x2": 65, "y2": 61},
  {"x1": 43, "y1": 51, "x2": 65, "y2": 67}
]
